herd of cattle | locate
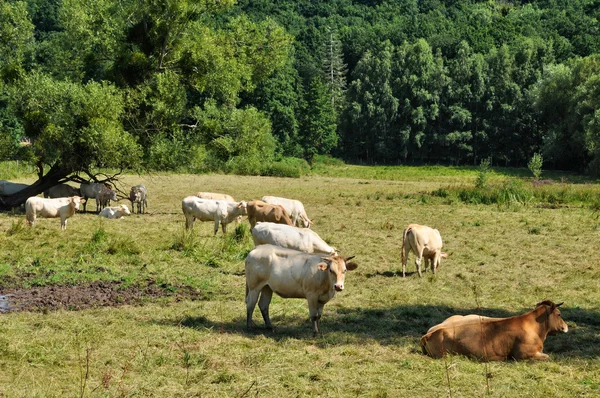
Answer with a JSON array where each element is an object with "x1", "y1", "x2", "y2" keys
[{"x1": 0, "y1": 179, "x2": 569, "y2": 361}]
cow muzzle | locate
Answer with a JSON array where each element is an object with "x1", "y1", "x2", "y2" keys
[{"x1": 334, "y1": 284, "x2": 344, "y2": 292}]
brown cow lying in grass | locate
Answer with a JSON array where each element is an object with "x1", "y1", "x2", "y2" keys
[
  {"x1": 247, "y1": 200, "x2": 294, "y2": 229},
  {"x1": 420, "y1": 300, "x2": 568, "y2": 361}
]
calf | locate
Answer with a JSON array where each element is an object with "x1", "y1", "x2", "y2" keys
[
  {"x1": 247, "y1": 200, "x2": 294, "y2": 229},
  {"x1": 401, "y1": 224, "x2": 448, "y2": 277},
  {"x1": 100, "y1": 204, "x2": 131, "y2": 219},
  {"x1": 421, "y1": 300, "x2": 568, "y2": 361},
  {"x1": 129, "y1": 185, "x2": 148, "y2": 214},
  {"x1": 261, "y1": 195, "x2": 312, "y2": 228},
  {"x1": 25, "y1": 196, "x2": 85, "y2": 230},
  {"x1": 182, "y1": 196, "x2": 247, "y2": 234},
  {"x1": 252, "y1": 222, "x2": 337, "y2": 254},
  {"x1": 96, "y1": 186, "x2": 117, "y2": 211},
  {"x1": 245, "y1": 244, "x2": 357, "y2": 335}
]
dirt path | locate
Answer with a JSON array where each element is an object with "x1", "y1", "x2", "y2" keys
[{"x1": 0, "y1": 280, "x2": 204, "y2": 313}]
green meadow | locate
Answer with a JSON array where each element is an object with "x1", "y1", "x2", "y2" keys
[{"x1": 0, "y1": 166, "x2": 599, "y2": 397}]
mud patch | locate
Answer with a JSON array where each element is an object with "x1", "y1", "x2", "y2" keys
[{"x1": 0, "y1": 280, "x2": 205, "y2": 313}]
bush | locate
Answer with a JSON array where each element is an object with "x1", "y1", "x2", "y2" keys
[{"x1": 262, "y1": 157, "x2": 310, "y2": 178}]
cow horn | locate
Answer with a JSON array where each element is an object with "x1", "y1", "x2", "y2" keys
[
  {"x1": 556, "y1": 302, "x2": 564, "y2": 308},
  {"x1": 344, "y1": 256, "x2": 355, "y2": 262}
]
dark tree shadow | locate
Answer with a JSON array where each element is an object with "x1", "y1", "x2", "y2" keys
[{"x1": 152, "y1": 303, "x2": 600, "y2": 358}]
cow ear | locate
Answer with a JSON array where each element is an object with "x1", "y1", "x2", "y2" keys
[
  {"x1": 317, "y1": 262, "x2": 329, "y2": 271},
  {"x1": 81, "y1": 199, "x2": 86, "y2": 203},
  {"x1": 346, "y1": 262, "x2": 358, "y2": 271}
]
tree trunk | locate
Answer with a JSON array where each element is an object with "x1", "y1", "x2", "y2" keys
[{"x1": 0, "y1": 164, "x2": 72, "y2": 210}]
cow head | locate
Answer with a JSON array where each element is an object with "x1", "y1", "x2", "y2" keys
[
  {"x1": 70, "y1": 196, "x2": 85, "y2": 211},
  {"x1": 237, "y1": 201, "x2": 248, "y2": 216},
  {"x1": 318, "y1": 255, "x2": 358, "y2": 292},
  {"x1": 536, "y1": 300, "x2": 568, "y2": 334},
  {"x1": 120, "y1": 204, "x2": 131, "y2": 215}
]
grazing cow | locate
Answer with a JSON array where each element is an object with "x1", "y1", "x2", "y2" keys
[
  {"x1": 100, "y1": 204, "x2": 131, "y2": 219},
  {"x1": 96, "y1": 186, "x2": 117, "y2": 211},
  {"x1": 80, "y1": 182, "x2": 108, "y2": 212},
  {"x1": 252, "y1": 222, "x2": 337, "y2": 255},
  {"x1": 420, "y1": 300, "x2": 569, "y2": 361},
  {"x1": 247, "y1": 200, "x2": 294, "y2": 229},
  {"x1": 129, "y1": 185, "x2": 148, "y2": 214},
  {"x1": 25, "y1": 196, "x2": 85, "y2": 230},
  {"x1": 196, "y1": 192, "x2": 235, "y2": 202},
  {"x1": 181, "y1": 196, "x2": 248, "y2": 234},
  {"x1": 44, "y1": 184, "x2": 81, "y2": 198},
  {"x1": 261, "y1": 196, "x2": 312, "y2": 228},
  {"x1": 0, "y1": 180, "x2": 29, "y2": 196},
  {"x1": 245, "y1": 244, "x2": 358, "y2": 335},
  {"x1": 401, "y1": 224, "x2": 448, "y2": 277}
]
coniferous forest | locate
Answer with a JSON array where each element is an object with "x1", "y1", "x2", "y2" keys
[{"x1": 2, "y1": 0, "x2": 600, "y2": 176}]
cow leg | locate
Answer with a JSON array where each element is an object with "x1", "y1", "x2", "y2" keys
[
  {"x1": 221, "y1": 222, "x2": 227, "y2": 234},
  {"x1": 307, "y1": 297, "x2": 321, "y2": 336},
  {"x1": 213, "y1": 220, "x2": 220, "y2": 235},
  {"x1": 415, "y1": 255, "x2": 423, "y2": 278},
  {"x1": 258, "y1": 285, "x2": 273, "y2": 329},
  {"x1": 185, "y1": 215, "x2": 194, "y2": 230},
  {"x1": 432, "y1": 253, "x2": 440, "y2": 274},
  {"x1": 246, "y1": 286, "x2": 262, "y2": 329},
  {"x1": 61, "y1": 218, "x2": 67, "y2": 230}
]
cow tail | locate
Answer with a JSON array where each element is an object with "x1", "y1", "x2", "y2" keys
[{"x1": 401, "y1": 227, "x2": 411, "y2": 265}]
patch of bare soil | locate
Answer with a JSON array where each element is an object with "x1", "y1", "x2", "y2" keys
[{"x1": 0, "y1": 280, "x2": 205, "y2": 313}]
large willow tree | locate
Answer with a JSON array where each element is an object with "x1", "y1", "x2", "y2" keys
[{"x1": 0, "y1": 0, "x2": 292, "y2": 209}]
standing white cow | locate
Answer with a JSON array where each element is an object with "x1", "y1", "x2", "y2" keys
[
  {"x1": 80, "y1": 182, "x2": 107, "y2": 212},
  {"x1": 261, "y1": 196, "x2": 312, "y2": 228},
  {"x1": 100, "y1": 204, "x2": 131, "y2": 219},
  {"x1": 181, "y1": 196, "x2": 247, "y2": 234},
  {"x1": 245, "y1": 244, "x2": 357, "y2": 335},
  {"x1": 25, "y1": 196, "x2": 85, "y2": 230},
  {"x1": 0, "y1": 180, "x2": 29, "y2": 195},
  {"x1": 401, "y1": 224, "x2": 448, "y2": 278},
  {"x1": 251, "y1": 222, "x2": 337, "y2": 254}
]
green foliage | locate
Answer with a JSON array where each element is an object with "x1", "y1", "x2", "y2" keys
[
  {"x1": 476, "y1": 157, "x2": 491, "y2": 189},
  {"x1": 528, "y1": 153, "x2": 543, "y2": 180},
  {"x1": 262, "y1": 157, "x2": 310, "y2": 178}
]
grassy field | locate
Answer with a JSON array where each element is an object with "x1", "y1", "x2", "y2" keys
[{"x1": 1, "y1": 169, "x2": 599, "y2": 397}]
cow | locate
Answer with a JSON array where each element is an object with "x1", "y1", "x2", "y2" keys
[
  {"x1": 99, "y1": 204, "x2": 131, "y2": 219},
  {"x1": 96, "y1": 186, "x2": 117, "y2": 211},
  {"x1": 129, "y1": 185, "x2": 148, "y2": 214},
  {"x1": 420, "y1": 300, "x2": 568, "y2": 361},
  {"x1": 196, "y1": 192, "x2": 235, "y2": 202},
  {"x1": 25, "y1": 196, "x2": 85, "y2": 230},
  {"x1": 252, "y1": 222, "x2": 337, "y2": 255},
  {"x1": 247, "y1": 200, "x2": 294, "y2": 229},
  {"x1": 245, "y1": 244, "x2": 358, "y2": 335},
  {"x1": 44, "y1": 184, "x2": 81, "y2": 198},
  {"x1": 401, "y1": 224, "x2": 448, "y2": 277},
  {"x1": 0, "y1": 180, "x2": 29, "y2": 196},
  {"x1": 80, "y1": 182, "x2": 108, "y2": 212},
  {"x1": 261, "y1": 196, "x2": 312, "y2": 228},
  {"x1": 181, "y1": 196, "x2": 247, "y2": 234}
]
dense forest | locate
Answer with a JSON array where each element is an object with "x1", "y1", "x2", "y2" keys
[{"x1": 2, "y1": 0, "x2": 600, "y2": 177}]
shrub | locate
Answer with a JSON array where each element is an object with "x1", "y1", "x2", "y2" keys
[
  {"x1": 262, "y1": 157, "x2": 310, "y2": 178},
  {"x1": 476, "y1": 157, "x2": 491, "y2": 189},
  {"x1": 528, "y1": 153, "x2": 543, "y2": 181}
]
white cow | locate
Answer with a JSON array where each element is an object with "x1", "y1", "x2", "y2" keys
[
  {"x1": 261, "y1": 196, "x2": 312, "y2": 228},
  {"x1": 44, "y1": 184, "x2": 81, "y2": 198},
  {"x1": 181, "y1": 196, "x2": 248, "y2": 235},
  {"x1": 25, "y1": 196, "x2": 85, "y2": 230},
  {"x1": 245, "y1": 244, "x2": 358, "y2": 335},
  {"x1": 99, "y1": 204, "x2": 131, "y2": 219},
  {"x1": 0, "y1": 180, "x2": 29, "y2": 195},
  {"x1": 251, "y1": 222, "x2": 337, "y2": 255},
  {"x1": 80, "y1": 182, "x2": 107, "y2": 212},
  {"x1": 196, "y1": 192, "x2": 235, "y2": 202},
  {"x1": 401, "y1": 224, "x2": 448, "y2": 278}
]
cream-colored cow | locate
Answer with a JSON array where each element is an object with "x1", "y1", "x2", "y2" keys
[{"x1": 401, "y1": 224, "x2": 448, "y2": 277}]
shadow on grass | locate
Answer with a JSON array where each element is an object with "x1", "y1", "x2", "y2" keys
[{"x1": 156, "y1": 303, "x2": 600, "y2": 358}]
